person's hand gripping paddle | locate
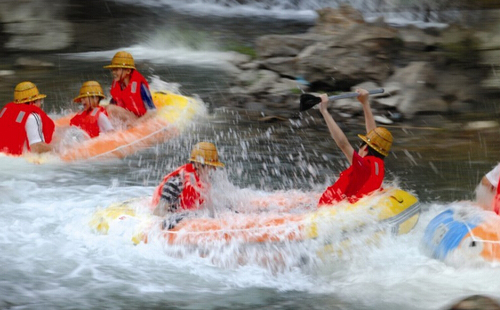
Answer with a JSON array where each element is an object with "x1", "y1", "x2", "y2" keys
[{"x1": 299, "y1": 88, "x2": 384, "y2": 111}]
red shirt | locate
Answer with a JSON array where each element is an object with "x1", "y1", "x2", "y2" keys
[{"x1": 318, "y1": 152, "x2": 385, "y2": 206}]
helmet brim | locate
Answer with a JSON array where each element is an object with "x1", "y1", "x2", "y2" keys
[
  {"x1": 73, "y1": 94, "x2": 105, "y2": 103},
  {"x1": 15, "y1": 94, "x2": 47, "y2": 104},
  {"x1": 103, "y1": 64, "x2": 136, "y2": 69},
  {"x1": 358, "y1": 134, "x2": 389, "y2": 157},
  {"x1": 189, "y1": 158, "x2": 225, "y2": 168}
]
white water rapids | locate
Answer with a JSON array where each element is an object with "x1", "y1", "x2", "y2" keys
[
  {"x1": 1, "y1": 1, "x2": 498, "y2": 308},
  {"x1": 1, "y1": 107, "x2": 500, "y2": 309}
]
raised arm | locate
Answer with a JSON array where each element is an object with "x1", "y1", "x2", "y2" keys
[
  {"x1": 356, "y1": 88, "x2": 377, "y2": 134},
  {"x1": 319, "y1": 94, "x2": 355, "y2": 164}
]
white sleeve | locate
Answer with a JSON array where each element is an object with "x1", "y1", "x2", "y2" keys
[
  {"x1": 485, "y1": 163, "x2": 500, "y2": 188},
  {"x1": 25, "y1": 113, "x2": 44, "y2": 145},
  {"x1": 98, "y1": 113, "x2": 114, "y2": 133}
]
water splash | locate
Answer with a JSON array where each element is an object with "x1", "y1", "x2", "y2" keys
[{"x1": 112, "y1": 0, "x2": 461, "y2": 26}]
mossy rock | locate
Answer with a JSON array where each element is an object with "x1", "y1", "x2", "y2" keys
[{"x1": 225, "y1": 43, "x2": 257, "y2": 59}]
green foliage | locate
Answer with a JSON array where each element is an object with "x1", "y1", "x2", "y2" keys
[{"x1": 224, "y1": 43, "x2": 257, "y2": 59}]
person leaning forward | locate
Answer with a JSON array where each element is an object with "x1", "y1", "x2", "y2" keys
[
  {"x1": 152, "y1": 142, "x2": 225, "y2": 216},
  {"x1": 318, "y1": 88, "x2": 393, "y2": 207},
  {"x1": 103, "y1": 51, "x2": 156, "y2": 126},
  {"x1": 0, "y1": 81, "x2": 55, "y2": 155}
]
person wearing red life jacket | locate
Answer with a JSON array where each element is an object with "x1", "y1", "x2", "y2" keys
[
  {"x1": 152, "y1": 142, "x2": 225, "y2": 216},
  {"x1": 494, "y1": 182, "x2": 500, "y2": 215},
  {"x1": 317, "y1": 88, "x2": 393, "y2": 207},
  {"x1": 477, "y1": 164, "x2": 500, "y2": 215},
  {"x1": 0, "y1": 81, "x2": 55, "y2": 155},
  {"x1": 70, "y1": 81, "x2": 114, "y2": 138},
  {"x1": 103, "y1": 51, "x2": 156, "y2": 126}
]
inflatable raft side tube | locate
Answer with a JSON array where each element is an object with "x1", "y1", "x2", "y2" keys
[
  {"x1": 58, "y1": 91, "x2": 195, "y2": 161},
  {"x1": 463, "y1": 218, "x2": 500, "y2": 262},
  {"x1": 422, "y1": 209, "x2": 478, "y2": 260}
]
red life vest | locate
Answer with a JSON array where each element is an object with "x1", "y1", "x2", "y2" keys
[
  {"x1": 70, "y1": 107, "x2": 108, "y2": 138},
  {"x1": 0, "y1": 102, "x2": 54, "y2": 155},
  {"x1": 493, "y1": 176, "x2": 500, "y2": 215},
  {"x1": 318, "y1": 154, "x2": 385, "y2": 207},
  {"x1": 110, "y1": 70, "x2": 150, "y2": 117},
  {"x1": 152, "y1": 163, "x2": 205, "y2": 211}
]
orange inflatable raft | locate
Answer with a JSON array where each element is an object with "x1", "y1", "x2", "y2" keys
[
  {"x1": 90, "y1": 188, "x2": 420, "y2": 247},
  {"x1": 53, "y1": 91, "x2": 202, "y2": 161}
]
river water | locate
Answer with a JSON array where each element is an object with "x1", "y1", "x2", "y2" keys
[{"x1": 1, "y1": 1, "x2": 500, "y2": 310}]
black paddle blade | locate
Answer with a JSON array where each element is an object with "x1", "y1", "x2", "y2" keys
[{"x1": 299, "y1": 93, "x2": 321, "y2": 111}]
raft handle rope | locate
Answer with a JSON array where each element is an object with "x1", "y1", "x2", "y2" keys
[
  {"x1": 86, "y1": 121, "x2": 178, "y2": 160},
  {"x1": 463, "y1": 222, "x2": 500, "y2": 245},
  {"x1": 83, "y1": 97, "x2": 198, "y2": 160}
]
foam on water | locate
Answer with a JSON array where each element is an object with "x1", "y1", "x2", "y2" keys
[
  {"x1": 112, "y1": 0, "x2": 321, "y2": 19},
  {"x1": 310, "y1": 203, "x2": 500, "y2": 310},
  {"x1": 111, "y1": 0, "x2": 454, "y2": 27},
  {"x1": 63, "y1": 45, "x2": 245, "y2": 71},
  {"x1": 3, "y1": 149, "x2": 500, "y2": 309}
]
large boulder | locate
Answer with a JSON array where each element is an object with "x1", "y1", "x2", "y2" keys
[
  {"x1": 382, "y1": 62, "x2": 448, "y2": 116},
  {"x1": 255, "y1": 34, "x2": 327, "y2": 58},
  {"x1": 474, "y1": 10, "x2": 500, "y2": 91},
  {"x1": 0, "y1": 0, "x2": 73, "y2": 51},
  {"x1": 228, "y1": 5, "x2": 500, "y2": 119},
  {"x1": 445, "y1": 295, "x2": 500, "y2": 310},
  {"x1": 310, "y1": 4, "x2": 365, "y2": 35},
  {"x1": 295, "y1": 24, "x2": 399, "y2": 88}
]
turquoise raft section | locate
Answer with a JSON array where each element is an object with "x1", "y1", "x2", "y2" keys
[{"x1": 422, "y1": 209, "x2": 480, "y2": 260}]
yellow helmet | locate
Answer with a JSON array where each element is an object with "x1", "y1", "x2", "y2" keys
[
  {"x1": 358, "y1": 127, "x2": 393, "y2": 157},
  {"x1": 14, "y1": 81, "x2": 46, "y2": 104},
  {"x1": 73, "y1": 81, "x2": 105, "y2": 102},
  {"x1": 103, "y1": 51, "x2": 136, "y2": 69},
  {"x1": 189, "y1": 142, "x2": 225, "y2": 167}
]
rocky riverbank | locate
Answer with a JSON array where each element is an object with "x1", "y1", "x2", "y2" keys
[
  {"x1": 0, "y1": 0, "x2": 155, "y2": 54},
  {"x1": 446, "y1": 295, "x2": 500, "y2": 310},
  {"x1": 1, "y1": 1, "x2": 499, "y2": 125},
  {"x1": 225, "y1": 5, "x2": 500, "y2": 123}
]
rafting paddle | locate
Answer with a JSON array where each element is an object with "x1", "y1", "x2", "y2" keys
[{"x1": 299, "y1": 88, "x2": 385, "y2": 112}]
